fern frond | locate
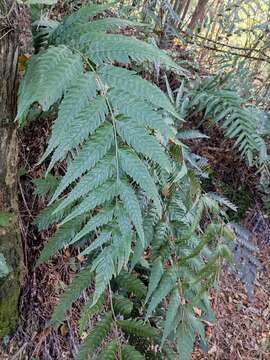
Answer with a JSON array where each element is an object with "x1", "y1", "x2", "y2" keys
[
  {"x1": 40, "y1": 72, "x2": 98, "y2": 162},
  {"x1": 176, "y1": 322, "x2": 195, "y2": 360},
  {"x1": 52, "y1": 4, "x2": 110, "y2": 40},
  {"x1": 115, "y1": 271, "x2": 147, "y2": 300},
  {"x1": 56, "y1": 18, "x2": 146, "y2": 45},
  {"x1": 100, "y1": 64, "x2": 178, "y2": 117},
  {"x1": 146, "y1": 267, "x2": 177, "y2": 319},
  {"x1": 80, "y1": 231, "x2": 112, "y2": 256},
  {"x1": 76, "y1": 312, "x2": 113, "y2": 360},
  {"x1": 34, "y1": 201, "x2": 66, "y2": 231},
  {"x1": 47, "y1": 96, "x2": 108, "y2": 171},
  {"x1": 91, "y1": 247, "x2": 116, "y2": 305},
  {"x1": 78, "y1": 294, "x2": 105, "y2": 336},
  {"x1": 71, "y1": 207, "x2": 114, "y2": 244},
  {"x1": 145, "y1": 257, "x2": 164, "y2": 303},
  {"x1": 33, "y1": 174, "x2": 60, "y2": 198},
  {"x1": 17, "y1": 46, "x2": 83, "y2": 123},
  {"x1": 113, "y1": 294, "x2": 133, "y2": 317},
  {"x1": 122, "y1": 345, "x2": 145, "y2": 360},
  {"x1": 60, "y1": 179, "x2": 117, "y2": 224},
  {"x1": 117, "y1": 319, "x2": 158, "y2": 339},
  {"x1": 82, "y1": 33, "x2": 180, "y2": 70},
  {"x1": 110, "y1": 90, "x2": 174, "y2": 139},
  {"x1": 50, "y1": 123, "x2": 114, "y2": 202},
  {"x1": 118, "y1": 180, "x2": 145, "y2": 246},
  {"x1": 50, "y1": 265, "x2": 93, "y2": 329},
  {"x1": 161, "y1": 288, "x2": 180, "y2": 347},
  {"x1": 53, "y1": 155, "x2": 116, "y2": 214},
  {"x1": 117, "y1": 120, "x2": 171, "y2": 172},
  {"x1": 96, "y1": 339, "x2": 118, "y2": 360},
  {"x1": 37, "y1": 215, "x2": 86, "y2": 265}
]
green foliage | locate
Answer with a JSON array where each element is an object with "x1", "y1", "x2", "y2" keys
[
  {"x1": 16, "y1": 2, "x2": 262, "y2": 359},
  {"x1": 122, "y1": 344, "x2": 145, "y2": 360},
  {"x1": 50, "y1": 265, "x2": 93, "y2": 329},
  {"x1": 189, "y1": 75, "x2": 269, "y2": 166},
  {"x1": 115, "y1": 271, "x2": 147, "y2": 300},
  {"x1": 96, "y1": 339, "x2": 118, "y2": 360},
  {"x1": 112, "y1": 294, "x2": 133, "y2": 317},
  {"x1": 117, "y1": 319, "x2": 158, "y2": 339},
  {"x1": 76, "y1": 311, "x2": 113, "y2": 360}
]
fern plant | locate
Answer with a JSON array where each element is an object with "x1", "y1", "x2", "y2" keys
[
  {"x1": 188, "y1": 74, "x2": 269, "y2": 167},
  {"x1": 17, "y1": 3, "x2": 242, "y2": 359}
]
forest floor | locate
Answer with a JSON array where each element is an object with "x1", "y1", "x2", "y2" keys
[{"x1": 0, "y1": 113, "x2": 269, "y2": 360}]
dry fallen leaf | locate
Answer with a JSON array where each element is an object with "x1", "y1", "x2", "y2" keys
[{"x1": 60, "y1": 324, "x2": 69, "y2": 337}]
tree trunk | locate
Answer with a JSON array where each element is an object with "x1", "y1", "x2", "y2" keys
[
  {"x1": 0, "y1": 0, "x2": 23, "y2": 337},
  {"x1": 188, "y1": 0, "x2": 209, "y2": 31}
]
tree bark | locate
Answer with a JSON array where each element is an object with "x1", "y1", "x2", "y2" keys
[
  {"x1": 0, "y1": 0, "x2": 23, "y2": 337},
  {"x1": 188, "y1": 0, "x2": 209, "y2": 31}
]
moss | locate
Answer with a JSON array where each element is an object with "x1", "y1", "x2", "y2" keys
[
  {"x1": 0, "y1": 282, "x2": 20, "y2": 337},
  {"x1": 0, "y1": 228, "x2": 23, "y2": 337}
]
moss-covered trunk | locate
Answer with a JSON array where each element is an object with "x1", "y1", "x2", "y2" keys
[{"x1": 0, "y1": 0, "x2": 23, "y2": 337}]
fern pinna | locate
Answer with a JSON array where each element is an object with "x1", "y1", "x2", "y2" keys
[{"x1": 17, "y1": 4, "x2": 237, "y2": 359}]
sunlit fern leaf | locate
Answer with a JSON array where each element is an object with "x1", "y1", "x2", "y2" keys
[
  {"x1": 78, "y1": 294, "x2": 105, "y2": 336},
  {"x1": 46, "y1": 96, "x2": 108, "y2": 172},
  {"x1": 70, "y1": 207, "x2": 114, "y2": 245},
  {"x1": 53, "y1": 155, "x2": 116, "y2": 214},
  {"x1": 115, "y1": 204, "x2": 133, "y2": 237},
  {"x1": 161, "y1": 288, "x2": 180, "y2": 347},
  {"x1": 118, "y1": 180, "x2": 145, "y2": 246},
  {"x1": 146, "y1": 267, "x2": 177, "y2": 319},
  {"x1": 187, "y1": 310, "x2": 207, "y2": 351},
  {"x1": 117, "y1": 319, "x2": 158, "y2": 339},
  {"x1": 115, "y1": 271, "x2": 147, "y2": 300},
  {"x1": 50, "y1": 123, "x2": 114, "y2": 202},
  {"x1": 145, "y1": 257, "x2": 164, "y2": 303},
  {"x1": 207, "y1": 192, "x2": 237, "y2": 212},
  {"x1": 51, "y1": 3, "x2": 110, "y2": 41},
  {"x1": 112, "y1": 232, "x2": 132, "y2": 274},
  {"x1": 33, "y1": 174, "x2": 60, "y2": 198},
  {"x1": 100, "y1": 64, "x2": 179, "y2": 118},
  {"x1": 16, "y1": 46, "x2": 83, "y2": 123},
  {"x1": 117, "y1": 120, "x2": 171, "y2": 172},
  {"x1": 122, "y1": 345, "x2": 145, "y2": 360},
  {"x1": 130, "y1": 212, "x2": 157, "y2": 269},
  {"x1": 40, "y1": 72, "x2": 98, "y2": 162},
  {"x1": 76, "y1": 311, "x2": 113, "y2": 360},
  {"x1": 50, "y1": 265, "x2": 94, "y2": 329},
  {"x1": 176, "y1": 322, "x2": 195, "y2": 360},
  {"x1": 55, "y1": 18, "x2": 147, "y2": 45},
  {"x1": 110, "y1": 90, "x2": 174, "y2": 139},
  {"x1": 60, "y1": 179, "x2": 118, "y2": 224},
  {"x1": 34, "y1": 201, "x2": 66, "y2": 231},
  {"x1": 80, "y1": 231, "x2": 112, "y2": 256},
  {"x1": 91, "y1": 247, "x2": 116, "y2": 305},
  {"x1": 83, "y1": 33, "x2": 180, "y2": 70},
  {"x1": 96, "y1": 339, "x2": 118, "y2": 360},
  {"x1": 112, "y1": 294, "x2": 133, "y2": 317},
  {"x1": 119, "y1": 148, "x2": 162, "y2": 216},
  {"x1": 36, "y1": 215, "x2": 86, "y2": 265}
]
